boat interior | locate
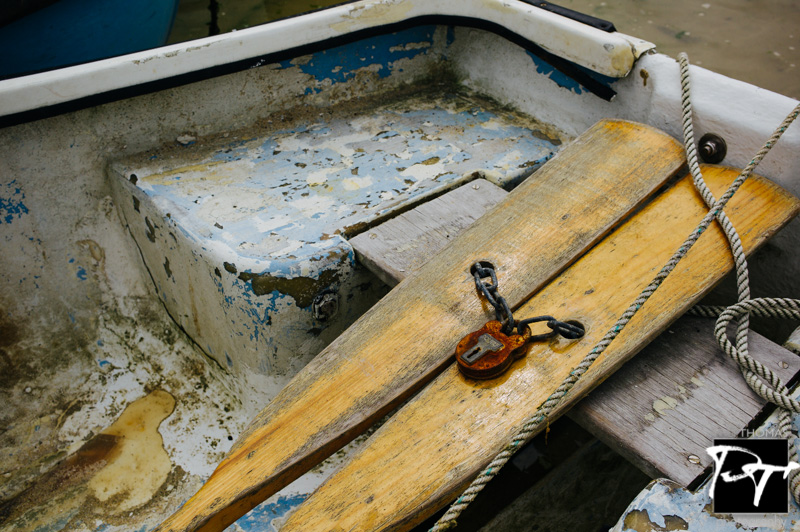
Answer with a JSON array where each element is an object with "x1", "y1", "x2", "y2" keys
[{"x1": 1, "y1": 8, "x2": 799, "y2": 532}]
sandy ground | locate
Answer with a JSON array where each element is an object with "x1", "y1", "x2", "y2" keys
[{"x1": 168, "y1": 0, "x2": 799, "y2": 99}]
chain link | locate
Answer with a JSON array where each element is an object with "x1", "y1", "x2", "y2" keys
[{"x1": 471, "y1": 262, "x2": 584, "y2": 340}]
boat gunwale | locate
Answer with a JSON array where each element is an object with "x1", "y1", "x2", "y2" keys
[{"x1": 0, "y1": 0, "x2": 651, "y2": 128}]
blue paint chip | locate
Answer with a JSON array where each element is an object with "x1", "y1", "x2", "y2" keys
[
  {"x1": 279, "y1": 25, "x2": 435, "y2": 89},
  {"x1": 525, "y1": 51, "x2": 617, "y2": 94},
  {"x1": 233, "y1": 493, "x2": 309, "y2": 531},
  {"x1": 98, "y1": 360, "x2": 110, "y2": 368},
  {"x1": 97, "y1": 339, "x2": 104, "y2": 347},
  {"x1": 76, "y1": 266, "x2": 87, "y2": 280},
  {"x1": 445, "y1": 25, "x2": 456, "y2": 47},
  {"x1": 0, "y1": 180, "x2": 29, "y2": 224}
]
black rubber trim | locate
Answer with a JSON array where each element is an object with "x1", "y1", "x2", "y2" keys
[
  {"x1": 0, "y1": 12, "x2": 618, "y2": 129},
  {"x1": 522, "y1": 1, "x2": 616, "y2": 32}
]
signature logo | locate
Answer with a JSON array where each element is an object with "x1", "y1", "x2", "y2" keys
[{"x1": 707, "y1": 439, "x2": 798, "y2": 513}]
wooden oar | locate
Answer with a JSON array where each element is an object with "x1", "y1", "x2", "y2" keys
[
  {"x1": 280, "y1": 166, "x2": 799, "y2": 531},
  {"x1": 156, "y1": 120, "x2": 685, "y2": 532}
]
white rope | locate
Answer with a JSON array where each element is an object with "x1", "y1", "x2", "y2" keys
[
  {"x1": 429, "y1": 57, "x2": 800, "y2": 530},
  {"x1": 712, "y1": 297, "x2": 800, "y2": 502},
  {"x1": 677, "y1": 51, "x2": 800, "y2": 503},
  {"x1": 677, "y1": 53, "x2": 751, "y2": 357}
]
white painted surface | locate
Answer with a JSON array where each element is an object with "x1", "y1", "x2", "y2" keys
[
  {"x1": 0, "y1": 0, "x2": 652, "y2": 117},
  {"x1": 0, "y1": 7, "x2": 797, "y2": 531}
]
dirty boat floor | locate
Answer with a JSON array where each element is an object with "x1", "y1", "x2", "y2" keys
[{"x1": 0, "y1": 86, "x2": 567, "y2": 532}]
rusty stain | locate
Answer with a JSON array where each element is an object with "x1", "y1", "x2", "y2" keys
[
  {"x1": 0, "y1": 391, "x2": 176, "y2": 527},
  {"x1": 0, "y1": 433, "x2": 118, "y2": 524},
  {"x1": 623, "y1": 509, "x2": 689, "y2": 531},
  {"x1": 238, "y1": 269, "x2": 339, "y2": 308},
  {"x1": 88, "y1": 390, "x2": 175, "y2": 511},
  {"x1": 640, "y1": 68, "x2": 650, "y2": 87},
  {"x1": 78, "y1": 239, "x2": 105, "y2": 265}
]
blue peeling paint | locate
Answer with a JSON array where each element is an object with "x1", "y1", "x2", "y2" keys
[
  {"x1": 525, "y1": 51, "x2": 617, "y2": 95},
  {"x1": 619, "y1": 477, "x2": 797, "y2": 531},
  {"x1": 0, "y1": 180, "x2": 29, "y2": 224},
  {"x1": 139, "y1": 100, "x2": 557, "y2": 265},
  {"x1": 278, "y1": 25, "x2": 435, "y2": 90},
  {"x1": 445, "y1": 25, "x2": 456, "y2": 47},
  {"x1": 210, "y1": 137, "x2": 259, "y2": 163},
  {"x1": 76, "y1": 266, "x2": 87, "y2": 280},
  {"x1": 232, "y1": 493, "x2": 309, "y2": 532},
  {"x1": 97, "y1": 359, "x2": 110, "y2": 367}
]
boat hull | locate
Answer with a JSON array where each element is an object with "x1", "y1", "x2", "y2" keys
[{"x1": 0, "y1": 2, "x2": 798, "y2": 530}]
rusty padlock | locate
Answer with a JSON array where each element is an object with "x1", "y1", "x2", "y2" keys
[{"x1": 455, "y1": 320, "x2": 531, "y2": 380}]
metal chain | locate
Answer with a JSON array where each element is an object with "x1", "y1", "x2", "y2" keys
[{"x1": 471, "y1": 262, "x2": 584, "y2": 340}]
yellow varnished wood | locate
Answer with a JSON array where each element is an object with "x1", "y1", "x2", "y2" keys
[
  {"x1": 281, "y1": 166, "x2": 800, "y2": 531},
  {"x1": 156, "y1": 120, "x2": 686, "y2": 532}
]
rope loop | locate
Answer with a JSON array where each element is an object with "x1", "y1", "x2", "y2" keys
[{"x1": 470, "y1": 262, "x2": 583, "y2": 340}]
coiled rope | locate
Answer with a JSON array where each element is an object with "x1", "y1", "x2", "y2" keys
[{"x1": 430, "y1": 56, "x2": 800, "y2": 531}]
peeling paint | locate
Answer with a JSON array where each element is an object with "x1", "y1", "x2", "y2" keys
[
  {"x1": 652, "y1": 395, "x2": 679, "y2": 415},
  {"x1": 278, "y1": 25, "x2": 435, "y2": 92},
  {"x1": 120, "y1": 91, "x2": 560, "y2": 263},
  {"x1": 238, "y1": 269, "x2": 338, "y2": 308},
  {"x1": 0, "y1": 180, "x2": 29, "y2": 224},
  {"x1": 525, "y1": 50, "x2": 618, "y2": 95}
]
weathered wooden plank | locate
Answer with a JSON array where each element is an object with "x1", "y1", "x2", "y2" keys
[
  {"x1": 351, "y1": 179, "x2": 508, "y2": 287},
  {"x1": 610, "y1": 385, "x2": 800, "y2": 532},
  {"x1": 280, "y1": 167, "x2": 800, "y2": 531},
  {"x1": 568, "y1": 317, "x2": 800, "y2": 487},
  {"x1": 156, "y1": 120, "x2": 686, "y2": 532}
]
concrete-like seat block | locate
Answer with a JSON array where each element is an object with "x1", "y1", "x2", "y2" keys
[{"x1": 107, "y1": 90, "x2": 562, "y2": 379}]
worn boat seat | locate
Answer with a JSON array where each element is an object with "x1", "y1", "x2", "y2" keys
[{"x1": 107, "y1": 88, "x2": 563, "y2": 380}]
